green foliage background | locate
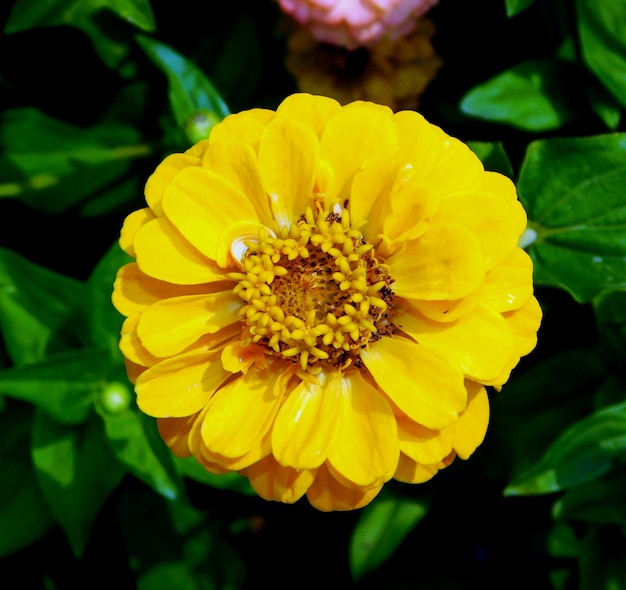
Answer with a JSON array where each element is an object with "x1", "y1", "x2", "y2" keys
[{"x1": 1, "y1": 0, "x2": 626, "y2": 588}]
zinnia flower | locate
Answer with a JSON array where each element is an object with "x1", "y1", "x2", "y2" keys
[
  {"x1": 284, "y1": 18, "x2": 443, "y2": 111},
  {"x1": 112, "y1": 93, "x2": 541, "y2": 511},
  {"x1": 277, "y1": 0, "x2": 439, "y2": 49}
]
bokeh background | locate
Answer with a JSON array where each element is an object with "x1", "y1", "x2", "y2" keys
[{"x1": 1, "y1": 0, "x2": 626, "y2": 588}]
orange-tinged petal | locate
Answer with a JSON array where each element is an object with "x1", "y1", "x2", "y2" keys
[
  {"x1": 399, "y1": 302, "x2": 518, "y2": 382},
  {"x1": 145, "y1": 152, "x2": 200, "y2": 216},
  {"x1": 161, "y1": 167, "x2": 260, "y2": 262},
  {"x1": 157, "y1": 414, "x2": 197, "y2": 457},
  {"x1": 327, "y1": 370, "x2": 399, "y2": 488},
  {"x1": 387, "y1": 224, "x2": 486, "y2": 300},
  {"x1": 220, "y1": 341, "x2": 269, "y2": 374},
  {"x1": 275, "y1": 93, "x2": 342, "y2": 138},
  {"x1": 453, "y1": 381, "x2": 490, "y2": 460},
  {"x1": 321, "y1": 101, "x2": 397, "y2": 204},
  {"x1": 201, "y1": 139, "x2": 273, "y2": 225},
  {"x1": 135, "y1": 348, "x2": 230, "y2": 418},
  {"x1": 119, "y1": 208, "x2": 155, "y2": 257},
  {"x1": 396, "y1": 417, "x2": 454, "y2": 465},
  {"x1": 112, "y1": 262, "x2": 222, "y2": 318},
  {"x1": 272, "y1": 372, "x2": 342, "y2": 470},
  {"x1": 120, "y1": 314, "x2": 160, "y2": 368},
  {"x1": 200, "y1": 366, "x2": 289, "y2": 459},
  {"x1": 137, "y1": 291, "x2": 241, "y2": 357},
  {"x1": 257, "y1": 118, "x2": 320, "y2": 229},
  {"x1": 245, "y1": 454, "x2": 316, "y2": 504},
  {"x1": 199, "y1": 430, "x2": 272, "y2": 471},
  {"x1": 479, "y1": 247, "x2": 534, "y2": 312},
  {"x1": 503, "y1": 294, "x2": 542, "y2": 357},
  {"x1": 360, "y1": 336, "x2": 466, "y2": 430},
  {"x1": 134, "y1": 218, "x2": 225, "y2": 284},
  {"x1": 394, "y1": 453, "x2": 438, "y2": 484},
  {"x1": 306, "y1": 463, "x2": 383, "y2": 511},
  {"x1": 209, "y1": 109, "x2": 274, "y2": 147}
]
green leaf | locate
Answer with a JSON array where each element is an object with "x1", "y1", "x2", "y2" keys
[
  {"x1": 466, "y1": 141, "x2": 514, "y2": 177},
  {"x1": 0, "y1": 247, "x2": 84, "y2": 366},
  {"x1": 0, "y1": 348, "x2": 118, "y2": 424},
  {"x1": 136, "y1": 35, "x2": 230, "y2": 144},
  {"x1": 349, "y1": 491, "x2": 430, "y2": 580},
  {"x1": 32, "y1": 411, "x2": 125, "y2": 556},
  {"x1": 460, "y1": 59, "x2": 583, "y2": 131},
  {"x1": 100, "y1": 407, "x2": 184, "y2": 501},
  {"x1": 505, "y1": 0, "x2": 535, "y2": 17},
  {"x1": 577, "y1": 0, "x2": 626, "y2": 109},
  {"x1": 585, "y1": 79, "x2": 623, "y2": 130},
  {"x1": 0, "y1": 404, "x2": 53, "y2": 556},
  {"x1": 518, "y1": 133, "x2": 626, "y2": 302},
  {"x1": 5, "y1": 0, "x2": 156, "y2": 69},
  {"x1": 578, "y1": 527, "x2": 626, "y2": 590},
  {"x1": 504, "y1": 401, "x2": 626, "y2": 496},
  {"x1": 0, "y1": 108, "x2": 152, "y2": 213},
  {"x1": 173, "y1": 455, "x2": 255, "y2": 496},
  {"x1": 553, "y1": 469, "x2": 626, "y2": 526}
]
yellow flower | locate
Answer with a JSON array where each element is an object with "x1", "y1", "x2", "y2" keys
[
  {"x1": 112, "y1": 93, "x2": 541, "y2": 511},
  {"x1": 284, "y1": 19, "x2": 443, "y2": 111}
]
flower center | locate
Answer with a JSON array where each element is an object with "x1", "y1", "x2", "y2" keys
[{"x1": 228, "y1": 207, "x2": 397, "y2": 372}]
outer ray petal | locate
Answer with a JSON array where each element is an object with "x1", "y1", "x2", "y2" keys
[
  {"x1": 399, "y1": 302, "x2": 518, "y2": 382},
  {"x1": 408, "y1": 296, "x2": 477, "y2": 324},
  {"x1": 482, "y1": 171, "x2": 527, "y2": 236},
  {"x1": 452, "y1": 381, "x2": 490, "y2": 460},
  {"x1": 360, "y1": 336, "x2": 466, "y2": 430},
  {"x1": 145, "y1": 152, "x2": 201, "y2": 216},
  {"x1": 272, "y1": 372, "x2": 342, "y2": 470},
  {"x1": 208, "y1": 109, "x2": 274, "y2": 147},
  {"x1": 387, "y1": 224, "x2": 486, "y2": 301},
  {"x1": 393, "y1": 453, "x2": 438, "y2": 484},
  {"x1": 161, "y1": 167, "x2": 260, "y2": 262},
  {"x1": 503, "y1": 295, "x2": 543, "y2": 357},
  {"x1": 157, "y1": 414, "x2": 197, "y2": 457},
  {"x1": 257, "y1": 118, "x2": 320, "y2": 229},
  {"x1": 120, "y1": 314, "x2": 160, "y2": 368},
  {"x1": 134, "y1": 218, "x2": 225, "y2": 284},
  {"x1": 199, "y1": 431, "x2": 271, "y2": 471},
  {"x1": 479, "y1": 247, "x2": 534, "y2": 313},
  {"x1": 134, "y1": 348, "x2": 231, "y2": 418},
  {"x1": 112, "y1": 262, "x2": 223, "y2": 317},
  {"x1": 306, "y1": 464, "x2": 383, "y2": 511},
  {"x1": 200, "y1": 366, "x2": 290, "y2": 459},
  {"x1": 321, "y1": 101, "x2": 397, "y2": 204},
  {"x1": 327, "y1": 370, "x2": 399, "y2": 488},
  {"x1": 201, "y1": 139, "x2": 273, "y2": 225},
  {"x1": 396, "y1": 417, "x2": 454, "y2": 465},
  {"x1": 137, "y1": 291, "x2": 241, "y2": 357},
  {"x1": 119, "y1": 208, "x2": 155, "y2": 257},
  {"x1": 244, "y1": 454, "x2": 316, "y2": 504},
  {"x1": 274, "y1": 93, "x2": 342, "y2": 137}
]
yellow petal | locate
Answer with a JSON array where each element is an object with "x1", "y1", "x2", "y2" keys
[
  {"x1": 387, "y1": 224, "x2": 486, "y2": 301},
  {"x1": 452, "y1": 381, "x2": 490, "y2": 460},
  {"x1": 396, "y1": 417, "x2": 454, "y2": 465},
  {"x1": 134, "y1": 218, "x2": 225, "y2": 284},
  {"x1": 327, "y1": 370, "x2": 399, "y2": 488},
  {"x1": 408, "y1": 296, "x2": 477, "y2": 324},
  {"x1": 258, "y1": 118, "x2": 320, "y2": 229},
  {"x1": 157, "y1": 414, "x2": 197, "y2": 457},
  {"x1": 201, "y1": 139, "x2": 273, "y2": 225},
  {"x1": 200, "y1": 432, "x2": 271, "y2": 472},
  {"x1": 200, "y1": 367, "x2": 290, "y2": 459},
  {"x1": 245, "y1": 454, "x2": 316, "y2": 504},
  {"x1": 478, "y1": 247, "x2": 534, "y2": 312},
  {"x1": 112, "y1": 262, "x2": 221, "y2": 318},
  {"x1": 119, "y1": 208, "x2": 155, "y2": 257},
  {"x1": 503, "y1": 294, "x2": 542, "y2": 357},
  {"x1": 137, "y1": 290, "x2": 241, "y2": 357},
  {"x1": 209, "y1": 109, "x2": 274, "y2": 147},
  {"x1": 360, "y1": 336, "x2": 466, "y2": 430},
  {"x1": 272, "y1": 372, "x2": 342, "y2": 470},
  {"x1": 161, "y1": 167, "x2": 260, "y2": 262},
  {"x1": 135, "y1": 348, "x2": 230, "y2": 418},
  {"x1": 120, "y1": 314, "x2": 160, "y2": 367},
  {"x1": 320, "y1": 101, "x2": 397, "y2": 204},
  {"x1": 399, "y1": 302, "x2": 518, "y2": 383},
  {"x1": 482, "y1": 171, "x2": 527, "y2": 236},
  {"x1": 145, "y1": 152, "x2": 200, "y2": 216},
  {"x1": 393, "y1": 453, "x2": 438, "y2": 484},
  {"x1": 275, "y1": 93, "x2": 342, "y2": 137},
  {"x1": 306, "y1": 463, "x2": 382, "y2": 511}
]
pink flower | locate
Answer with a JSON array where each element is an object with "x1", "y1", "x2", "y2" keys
[{"x1": 277, "y1": 0, "x2": 439, "y2": 49}]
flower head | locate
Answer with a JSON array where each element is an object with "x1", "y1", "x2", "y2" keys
[
  {"x1": 285, "y1": 18, "x2": 442, "y2": 111},
  {"x1": 113, "y1": 93, "x2": 541, "y2": 511},
  {"x1": 278, "y1": 0, "x2": 439, "y2": 49}
]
